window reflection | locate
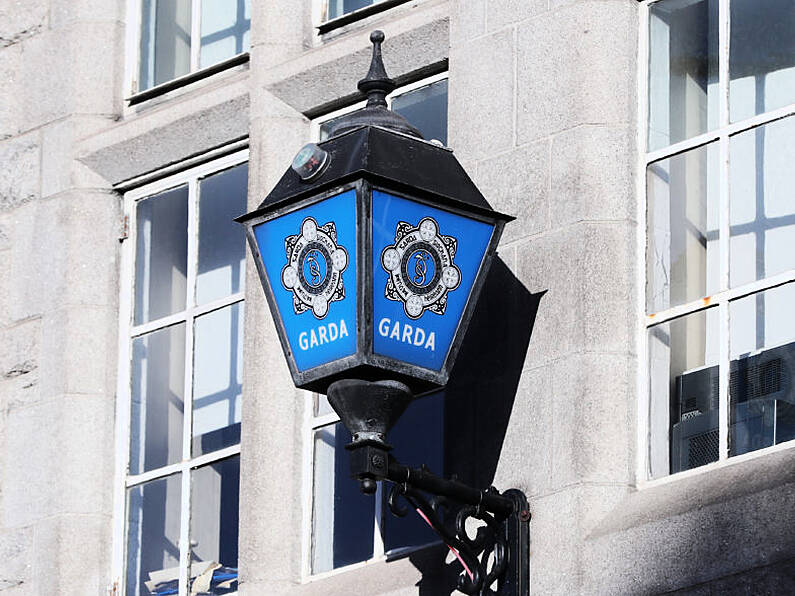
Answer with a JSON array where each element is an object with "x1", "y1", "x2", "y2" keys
[
  {"x1": 190, "y1": 457, "x2": 240, "y2": 595},
  {"x1": 730, "y1": 116, "x2": 795, "y2": 287},
  {"x1": 327, "y1": 0, "x2": 378, "y2": 20},
  {"x1": 139, "y1": 0, "x2": 192, "y2": 91},
  {"x1": 126, "y1": 475, "x2": 182, "y2": 596},
  {"x1": 648, "y1": 0, "x2": 719, "y2": 151},
  {"x1": 192, "y1": 304, "x2": 244, "y2": 456},
  {"x1": 730, "y1": 284, "x2": 795, "y2": 456},
  {"x1": 200, "y1": 0, "x2": 251, "y2": 69},
  {"x1": 729, "y1": 0, "x2": 795, "y2": 122}
]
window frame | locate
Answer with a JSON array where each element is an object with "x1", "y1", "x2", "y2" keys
[
  {"x1": 637, "y1": 0, "x2": 795, "y2": 486},
  {"x1": 301, "y1": 74, "x2": 448, "y2": 581},
  {"x1": 313, "y1": 0, "x2": 415, "y2": 35},
  {"x1": 124, "y1": 0, "x2": 251, "y2": 104},
  {"x1": 111, "y1": 149, "x2": 249, "y2": 596}
]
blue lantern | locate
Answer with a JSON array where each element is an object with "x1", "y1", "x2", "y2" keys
[{"x1": 237, "y1": 33, "x2": 513, "y2": 395}]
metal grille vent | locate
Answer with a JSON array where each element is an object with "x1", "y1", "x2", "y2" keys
[
  {"x1": 688, "y1": 428, "x2": 719, "y2": 469},
  {"x1": 730, "y1": 358, "x2": 784, "y2": 402}
]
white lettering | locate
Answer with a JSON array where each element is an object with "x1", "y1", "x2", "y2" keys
[
  {"x1": 299, "y1": 332, "x2": 309, "y2": 350},
  {"x1": 402, "y1": 323, "x2": 413, "y2": 344},
  {"x1": 425, "y1": 332, "x2": 435, "y2": 351},
  {"x1": 298, "y1": 318, "x2": 350, "y2": 351},
  {"x1": 340, "y1": 318, "x2": 349, "y2": 338},
  {"x1": 413, "y1": 327, "x2": 425, "y2": 346},
  {"x1": 318, "y1": 325, "x2": 328, "y2": 345},
  {"x1": 310, "y1": 329, "x2": 318, "y2": 348},
  {"x1": 328, "y1": 322, "x2": 338, "y2": 341},
  {"x1": 390, "y1": 320, "x2": 401, "y2": 340},
  {"x1": 378, "y1": 318, "x2": 390, "y2": 337}
]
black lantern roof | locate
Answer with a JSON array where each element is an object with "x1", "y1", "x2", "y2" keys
[{"x1": 244, "y1": 125, "x2": 510, "y2": 223}]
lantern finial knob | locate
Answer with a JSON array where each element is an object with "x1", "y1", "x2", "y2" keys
[{"x1": 358, "y1": 30, "x2": 396, "y2": 108}]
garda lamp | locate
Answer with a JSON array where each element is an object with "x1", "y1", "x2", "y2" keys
[{"x1": 237, "y1": 31, "x2": 529, "y2": 595}]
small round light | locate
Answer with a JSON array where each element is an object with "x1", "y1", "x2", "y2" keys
[{"x1": 291, "y1": 143, "x2": 329, "y2": 181}]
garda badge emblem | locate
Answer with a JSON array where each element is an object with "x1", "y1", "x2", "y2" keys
[
  {"x1": 380, "y1": 217, "x2": 461, "y2": 319},
  {"x1": 281, "y1": 217, "x2": 348, "y2": 319}
]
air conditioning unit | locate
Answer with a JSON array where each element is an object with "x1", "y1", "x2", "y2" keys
[{"x1": 671, "y1": 340, "x2": 795, "y2": 474}]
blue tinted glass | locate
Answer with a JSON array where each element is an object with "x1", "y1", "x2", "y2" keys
[
  {"x1": 253, "y1": 190, "x2": 357, "y2": 372},
  {"x1": 328, "y1": 0, "x2": 374, "y2": 20},
  {"x1": 392, "y1": 80, "x2": 448, "y2": 145},
  {"x1": 372, "y1": 191, "x2": 495, "y2": 371}
]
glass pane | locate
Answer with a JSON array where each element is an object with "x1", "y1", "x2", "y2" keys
[
  {"x1": 647, "y1": 143, "x2": 720, "y2": 314},
  {"x1": 193, "y1": 304, "x2": 243, "y2": 456},
  {"x1": 648, "y1": 308, "x2": 720, "y2": 478},
  {"x1": 126, "y1": 475, "x2": 182, "y2": 596},
  {"x1": 729, "y1": 284, "x2": 795, "y2": 457},
  {"x1": 648, "y1": 0, "x2": 719, "y2": 151},
  {"x1": 135, "y1": 185, "x2": 189, "y2": 325},
  {"x1": 197, "y1": 164, "x2": 248, "y2": 305},
  {"x1": 730, "y1": 116, "x2": 795, "y2": 287},
  {"x1": 327, "y1": 0, "x2": 375, "y2": 20},
  {"x1": 392, "y1": 79, "x2": 448, "y2": 145},
  {"x1": 200, "y1": 0, "x2": 251, "y2": 69},
  {"x1": 312, "y1": 423, "x2": 375, "y2": 573},
  {"x1": 131, "y1": 324, "x2": 186, "y2": 475},
  {"x1": 384, "y1": 392, "x2": 444, "y2": 553},
  {"x1": 729, "y1": 0, "x2": 795, "y2": 122},
  {"x1": 190, "y1": 457, "x2": 240, "y2": 595},
  {"x1": 139, "y1": 0, "x2": 192, "y2": 91}
]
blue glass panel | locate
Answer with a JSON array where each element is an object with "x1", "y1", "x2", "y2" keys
[
  {"x1": 372, "y1": 191, "x2": 494, "y2": 371},
  {"x1": 253, "y1": 190, "x2": 357, "y2": 372}
]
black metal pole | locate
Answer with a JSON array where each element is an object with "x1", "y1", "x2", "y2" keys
[{"x1": 385, "y1": 458, "x2": 516, "y2": 518}]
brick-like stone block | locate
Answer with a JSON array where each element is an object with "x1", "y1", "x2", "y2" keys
[
  {"x1": 0, "y1": 44, "x2": 22, "y2": 139},
  {"x1": 487, "y1": 0, "x2": 547, "y2": 32},
  {"x1": 49, "y1": 0, "x2": 124, "y2": 30},
  {"x1": 0, "y1": 527, "x2": 33, "y2": 592},
  {"x1": 32, "y1": 513, "x2": 111, "y2": 595},
  {"x1": 450, "y1": 0, "x2": 487, "y2": 44},
  {"x1": 41, "y1": 118, "x2": 113, "y2": 197},
  {"x1": 550, "y1": 124, "x2": 635, "y2": 227},
  {"x1": 517, "y1": 2, "x2": 636, "y2": 142},
  {"x1": 474, "y1": 140, "x2": 550, "y2": 243},
  {"x1": 0, "y1": 134, "x2": 40, "y2": 212},
  {"x1": 449, "y1": 27, "x2": 515, "y2": 162},
  {"x1": 0, "y1": 0, "x2": 48, "y2": 47}
]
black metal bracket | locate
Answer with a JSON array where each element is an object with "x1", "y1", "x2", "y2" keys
[{"x1": 328, "y1": 379, "x2": 530, "y2": 595}]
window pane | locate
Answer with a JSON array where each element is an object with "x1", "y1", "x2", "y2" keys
[
  {"x1": 131, "y1": 324, "x2": 186, "y2": 475},
  {"x1": 190, "y1": 457, "x2": 240, "y2": 595},
  {"x1": 318, "y1": 108, "x2": 364, "y2": 142},
  {"x1": 200, "y1": 0, "x2": 251, "y2": 69},
  {"x1": 135, "y1": 185, "x2": 189, "y2": 325},
  {"x1": 126, "y1": 475, "x2": 182, "y2": 596},
  {"x1": 384, "y1": 392, "x2": 444, "y2": 553},
  {"x1": 197, "y1": 164, "x2": 248, "y2": 305},
  {"x1": 648, "y1": 308, "x2": 720, "y2": 478},
  {"x1": 392, "y1": 79, "x2": 449, "y2": 145},
  {"x1": 648, "y1": 0, "x2": 719, "y2": 151},
  {"x1": 327, "y1": 0, "x2": 376, "y2": 20},
  {"x1": 729, "y1": 0, "x2": 795, "y2": 122},
  {"x1": 193, "y1": 304, "x2": 243, "y2": 456},
  {"x1": 139, "y1": 0, "x2": 192, "y2": 91},
  {"x1": 729, "y1": 284, "x2": 795, "y2": 457},
  {"x1": 730, "y1": 116, "x2": 795, "y2": 287},
  {"x1": 646, "y1": 143, "x2": 720, "y2": 314},
  {"x1": 312, "y1": 423, "x2": 375, "y2": 573}
]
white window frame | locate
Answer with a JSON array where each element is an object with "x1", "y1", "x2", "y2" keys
[
  {"x1": 111, "y1": 149, "x2": 249, "y2": 596},
  {"x1": 301, "y1": 74, "x2": 448, "y2": 581},
  {"x1": 124, "y1": 0, "x2": 251, "y2": 100},
  {"x1": 637, "y1": 0, "x2": 795, "y2": 487},
  {"x1": 312, "y1": 0, "x2": 414, "y2": 35}
]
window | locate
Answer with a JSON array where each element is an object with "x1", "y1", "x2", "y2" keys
[
  {"x1": 643, "y1": 0, "x2": 795, "y2": 479},
  {"x1": 305, "y1": 76, "x2": 448, "y2": 576},
  {"x1": 135, "y1": 0, "x2": 251, "y2": 93},
  {"x1": 320, "y1": 0, "x2": 412, "y2": 24},
  {"x1": 115, "y1": 153, "x2": 248, "y2": 595}
]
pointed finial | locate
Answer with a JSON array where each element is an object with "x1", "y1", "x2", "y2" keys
[{"x1": 358, "y1": 30, "x2": 396, "y2": 108}]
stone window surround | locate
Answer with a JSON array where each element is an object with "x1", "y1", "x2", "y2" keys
[
  {"x1": 111, "y1": 149, "x2": 249, "y2": 595},
  {"x1": 638, "y1": 0, "x2": 795, "y2": 484}
]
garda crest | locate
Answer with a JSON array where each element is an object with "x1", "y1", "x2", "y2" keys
[
  {"x1": 380, "y1": 217, "x2": 461, "y2": 319},
  {"x1": 281, "y1": 217, "x2": 348, "y2": 319}
]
